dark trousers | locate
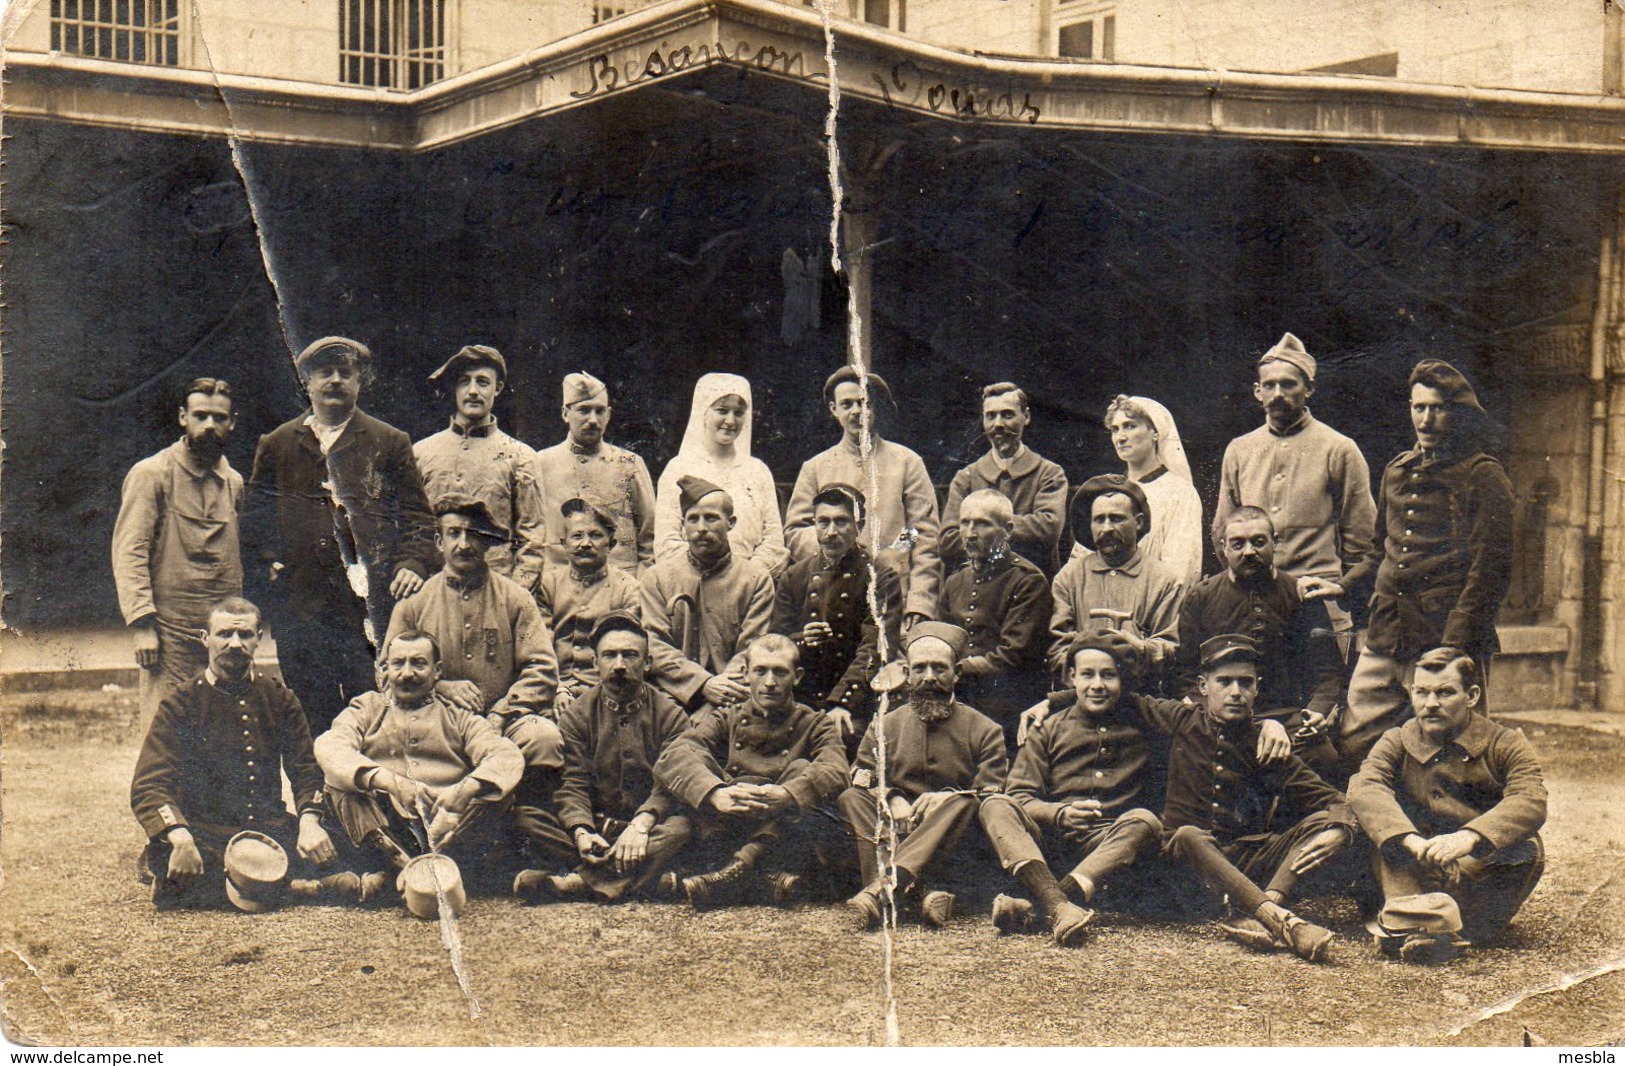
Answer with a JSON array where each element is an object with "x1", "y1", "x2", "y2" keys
[
  {"x1": 510, "y1": 805, "x2": 692, "y2": 901},
  {"x1": 837, "y1": 788, "x2": 981, "y2": 887},
  {"x1": 1165, "y1": 810, "x2": 1357, "y2": 914},
  {"x1": 979, "y1": 796, "x2": 1161, "y2": 893},
  {"x1": 145, "y1": 818, "x2": 301, "y2": 910},
  {"x1": 269, "y1": 614, "x2": 377, "y2": 735},
  {"x1": 1376, "y1": 835, "x2": 1544, "y2": 944}
]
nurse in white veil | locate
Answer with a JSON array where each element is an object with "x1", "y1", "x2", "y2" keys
[
  {"x1": 1103, "y1": 394, "x2": 1205, "y2": 587},
  {"x1": 654, "y1": 372, "x2": 789, "y2": 576}
]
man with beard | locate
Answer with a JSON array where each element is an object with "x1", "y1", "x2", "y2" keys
[
  {"x1": 413, "y1": 345, "x2": 547, "y2": 588},
  {"x1": 113, "y1": 377, "x2": 245, "y2": 699},
  {"x1": 244, "y1": 337, "x2": 436, "y2": 732},
  {"x1": 940, "y1": 382, "x2": 1069, "y2": 577},
  {"x1": 1048, "y1": 475, "x2": 1183, "y2": 684},
  {"x1": 1349, "y1": 648, "x2": 1547, "y2": 963},
  {"x1": 132, "y1": 596, "x2": 341, "y2": 908},
  {"x1": 840, "y1": 622, "x2": 1007, "y2": 929},
  {"x1": 785, "y1": 367, "x2": 942, "y2": 629},
  {"x1": 535, "y1": 498, "x2": 641, "y2": 713},
  {"x1": 384, "y1": 494, "x2": 562, "y2": 787},
  {"x1": 1213, "y1": 334, "x2": 1376, "y2": 617},
  {"x1": 510, "y1": 612, "x2": 692, "y2": 903},
  {"x1": 1337, "y1": 360, "x2": 1514, "y2": 765},
  {"x1": 532, "y1": 372, "x2": 658, "y2": 575},
  {"x1": 315, "y1": 630, "x2": 524, "y2": 898},
  {"x1": 1175, "y1": 507, "x2": 1345, "y2": 780},
  {"x1": 771, "y1": 483, "x2": 902, "y2": 746},
  {"x1": 640, "y1": 477, "x2": 775, "y2": 711},
  {"x1": 940, "y1": 489, "x2": 1052, "y2": 742},
  {"x1": 654, "y1": 634, "x2": 848, "y2": 908},
  {"x1": 1163, "y1": 634, "x2": 1358, "y2": 963}
]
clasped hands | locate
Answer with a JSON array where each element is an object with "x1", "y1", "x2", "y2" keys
[{"x1": 574, "y1": 817, "x2": 658, "y2": 874}]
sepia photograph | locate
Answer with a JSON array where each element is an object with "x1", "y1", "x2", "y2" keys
[{"x1": 1, "y1": 0, "x2": 1623, "y2": 1048}]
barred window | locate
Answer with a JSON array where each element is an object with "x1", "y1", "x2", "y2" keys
[
  {"x1": 50, "y1": 0, "x2": 181, "y2": 66},
  {"x1": 340, "y1": 0, "x2": 446, "y2": 90}
]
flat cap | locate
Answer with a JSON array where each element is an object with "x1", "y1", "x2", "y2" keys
[
  {"x1": 1199, "y1": 633, "x2": 1263, "y2": 670},
  {"x1": 563, "y1": 371, "x2": 608, "y2": 407},
  {"x1": 295, "y1": 336, "x2": 371, "y2": 373},
  {"x1": 906, "y1": 621, "x2": 969, "y2": 661},
  {"x1": 1259, "y1": 332, "x2": 1316, "y2": 382},
  {"x1": 428, "y1": 344, "x2": 506, "y2": 384},
  {"x1": 677, "y1": 474, "x2": 728, "y2": 516},
  {"x1": 1071, "y1": 474, "x2": 1151, "y2": 548},
  {"x1": 1066, "y1": 627, "x2": 1142, "y2": 690},
  {"x1": 433, "y1": 492, "x2": 510, "y2": 541},
  {"x1": 1409, "y1": 358, "x2": 1485, "y2": 412},
  {"x1": 561, "y1": 496, "x2": 616, "y2": 535}
]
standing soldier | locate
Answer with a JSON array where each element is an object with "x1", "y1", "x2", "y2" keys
[
  {"x1": 785, "y1": 366, "x2": 942, "y2": 630},
  {"x1": 940, "y1": 382, "x2": 1069, "y2": 577},
  {"x1": 533, "y1": 372, "x2": 658, "y2": 576},
  {"x1": 113, "y1": 377, "x2": 244, "y2": 699},
  {"x1": 413, "y1": 344, "x2": 547, "y2": 589}
]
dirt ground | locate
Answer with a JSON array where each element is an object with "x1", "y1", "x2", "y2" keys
[{"x1": 1, "y1": 687, "x2": 1621, "y2": 1047}]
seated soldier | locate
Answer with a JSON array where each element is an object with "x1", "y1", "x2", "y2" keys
[
  {"x1": 1163, "y1": 634, "x2": 1360, "y2": 963},
  {"x1": 840, "y1": 622, "x2": 1008, "y2": 930},
  {"x1": 1349, "y1": 647, "x2": 1547, "y2": 964},
  {"x1": 510, "y1": 612, "x2": 692, "y2": 903},
  {"x1": 385, "y1": 494, "x2": 563, "y2": 793},
  {"x1": 534, "y1": 497, "x2": 641, "y2": 714},
  {"x1": 653, "y1": 633, "x2": 849, "y2": 909},
  {"x1": 314, "y1": 630, "x2": 524, "y2": 900},
  {"x1": 641, "y1": 476, "x2": 775, "y2": 713},
  {"x1": 1176, "y1": 506, "x2": 1345, "y2": 780},
  {"x1": 978, "y1": 630, "x2": 1166, "y2": 946},
  {"x1": 940, "y1": 489, "x2": 1053, "y2": 743},
  {"x1": 131, "y1": 596, "x2": 341, "y2": 908},
  {"x1": 770, "y1": 483, "x2": 902, "y2": 747}
]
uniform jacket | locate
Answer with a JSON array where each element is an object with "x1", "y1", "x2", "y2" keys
[
  {"x1": 1158, "y1": 698, "x2": 1354, "y2": 842},
  {"x1": 940, "y1": 448, "x2": 1069, "y2": 576},
  {"x1": 1174, "y1": 570, "x2": 1343, "y2": 720},
  {"x1": 1049, "y1": 547, "x2": 1183, "y2": 674},
  {"x1": 533, "y1": 440, "x2": 658, "y2": 575},
  {"x1": 535, "y1": 564, "x2": 641, "y2": 696},
  {"x1": 640, "y1": 551, "x2": 775, "y2": 708},
  {"x1": 1007, "y1": 693, "x2": 1176, "y2": 825},
  {"x1": 244, "y1": 409, "x2": 436, "y2": 635},
  {"x1": 1343, "y1": 445, "x2": 1514, "y2": 659},
  {"x1": 1348, "y1": 715, "x2": 1546, "y2": 855},
  {"x1": 554, "y1": 682, "x2": 689, "y2": 830},
  {"x1": 943, "y1": 550, "x2": 1052, "y2": 680},
  {"x1": 384, "y1": 568, "x2": 559, "y2": 718},
  {"x1": 111, "y1": 440, "x2": 244, "y2": 627},
  {"x1": 655, "y1": 699, "x2": 849, "y2": 812},
  {"x1": 414, "y1": 418, "x2": 547, "y2": 585},
  {"x1": 314, "y1": 690, "x2": 524, "y2": 796},
  {"x1": 852, "y1": 702, "x2": 1007, "y2": 800},
  {"x1": 131, "y1": 672, "x2": 323, "y2": 842},
  {"x1": 771, "y1": 547, "x2": 902, "y2": 711},
  {"x1": 785, "y1": 438, "x2": 943, "y2": 619}
]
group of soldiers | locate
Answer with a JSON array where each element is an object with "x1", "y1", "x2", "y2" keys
[{"x1": 118, "y1": 332, "x2": 1546, "y2": 965}]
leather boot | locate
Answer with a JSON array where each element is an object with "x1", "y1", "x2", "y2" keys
[
  {"x1": 680, "y1": 857, "x2": 755, "y2": 910},
  {"x1": 289, "y1": 872, "x2": 362, "y2": 903}
]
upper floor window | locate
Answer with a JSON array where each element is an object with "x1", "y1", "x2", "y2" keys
[
  {"x1": 340, "y1": 0, "x2": 446, "y2": 90},
  {"x1": 862, "y1": 0, "x2": 906, "y2": 32},
  {"x1": 1057, "y1": 3, "x2": 1114, "y2": 61},
  {"x1": 50, "y1": 0, "x2": 181, "y2": 66}
]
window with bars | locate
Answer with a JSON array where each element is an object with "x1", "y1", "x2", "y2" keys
[
  {"x1": 50, "y1": 0, "x2": 180, "y2": 66},
  {"x1": 340, "y1": 0, "x2": 446, "y2": 90}
]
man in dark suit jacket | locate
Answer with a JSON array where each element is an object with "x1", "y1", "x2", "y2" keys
[{"x1": 244, "y1": 337, "x2": 436, "y2": 732}]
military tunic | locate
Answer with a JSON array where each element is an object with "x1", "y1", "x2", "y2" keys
[
  {"x1": 535, "y1": 563, "x2": 641, "y2": 699},
  {"x1": 940, "y1": 447, "x2": 1069, "y2": 576},
  {"x1": 1049, "y1": 547, "x2": 1183, "y2": 675},
  {"x1": 640, "y1": 551, "x2": 775, "y2": 709},
  {"x1": 533, "y1": 439, "x2": 658, "y2": 575},
  {"x1": 655, "y1": 699, "x2": 849, "y2": 812},
  {"x1": 414, "y1": 417, "x2": 547, "y2": 585},
  {"x1": 941, "y1": 550, "x2": 1052, "y2": 728},
  {"x1": 771, "y1": 547, "x2": 902, "y2": 712}
]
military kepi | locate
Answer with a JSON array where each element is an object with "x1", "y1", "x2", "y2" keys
[
  {"x1": 1199, "y1": 633, "x2": 1263, "y2": 670},
  {"x1": 591, "y1": 609, "x2": 647, "y2": 647},
  {"x1": 428, "y1": 344, "x2": 506, "y2": 383},
  {"x1": 906, "y1": 620, "x2": 970, "y2": 661}
]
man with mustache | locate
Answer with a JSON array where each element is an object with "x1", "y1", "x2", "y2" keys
[
  {"x1": 384, "y1": 494, "x2": 563, "y2": 792},
  {"x1": 511, "y1": 612, "x2": 693, "y2": 903},
  {"x1": 940, "y1": 489, "x2": 1053, "y2": 743},
  {"x1": 1349, "y1": 647, "x2": 1547, "y2": 963},
  {"x1": 1163, "y1": 634, "x2": 1359, "y2": 963},
  {"x1": 113, "y1": 377, "x2": 244, "y2": 701},
  {"x1": 132, "y1": 596, "x2": 340, "y2": 908},
  {"x1": 940, "y1": 382, "x2": 1069, "y2": 577},
  {"x1": 314, "y1": 630, "x2": 525, "y2": 900},
  {"x1": 244, "y1": 337, "x2": 437, "y2": 733},
  {"x1": 535, "y1": 498, "x2": 641, "y2": 713},
  {"x1": 770, "y1": 483, "x2": 902, "y2": 747},
  {"x1": 655, "y1": 634, "x2": 848, "y2": 908},
  {"x1": 533, "y1": 371, "x2": 658, "y2": 576},
  {"x1": 785, "y1": 366, "x2": 942, "y2": 631},
  {"x1": 1047, "y1": 475, "x2": 1183, "y2": 685},
  {"x1": 413, "y1": 345, "x2": 547, "y2": 589},
  {"x1": 840, "y1": 622, "x2": 1007, "y2": 929},
  {"x1": 1212, "y1": 333, "x2": 1376, "y2": 622},
  {"x1": 640, "y1": 476, "x2": 775, "y2": 711},
  {"x1": 1175, "y1": 506, "x2": 1346, "y2": 781}
]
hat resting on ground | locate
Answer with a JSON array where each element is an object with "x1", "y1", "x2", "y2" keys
[{"x1": 224, "y1": 831, "x2": 290, "y2": 913}]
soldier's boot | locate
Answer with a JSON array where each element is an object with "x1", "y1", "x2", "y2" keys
[
  {"x1": 1047, "y1": 901, "x2": 1095, "y2": 947},
  {"x1": 846, "y1": 884, "x2": 885, "y2": 931},
  {"x1": 920, "y1": 890, "x2": 957, "y2": 928},
  {"x1": 761, "y1": 870, "x2": 801, "y2": 907},
  {"x1": 991, "y1": 893, "x2": 1035, "y2": 934},
  {"x1": 358, "y1": 870, "x2": 396, "y2": 905},
  {"x1": 1015, "y1": 858, "x2": 1091, "y2": 946},
  {"x1": 1258, "y1": 901, "x2": 1333, "y2": 963},
  {"x1": 289, "y1": 872, "x2": 362, "y2": 903},
  {"x1": 680, "y1": 857, "x2": 755, "y2": 910}
]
